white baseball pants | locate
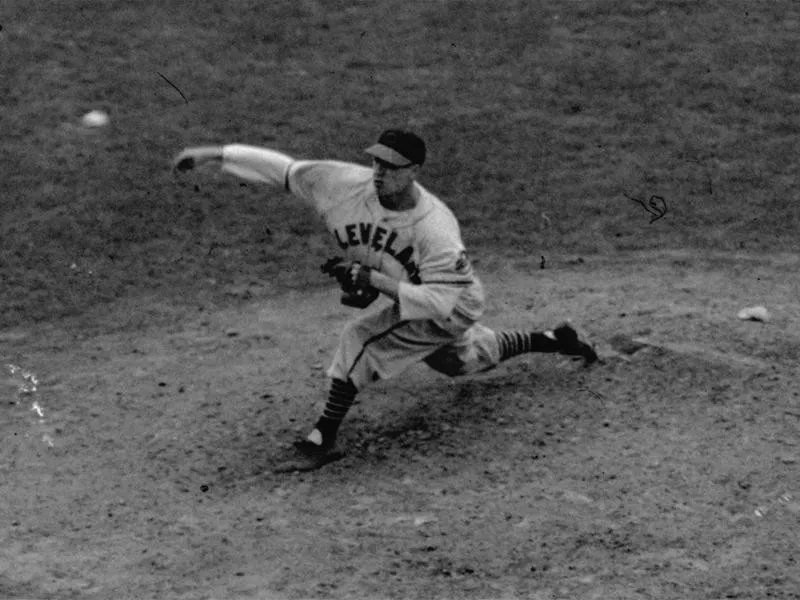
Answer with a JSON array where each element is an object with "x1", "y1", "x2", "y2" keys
[{"x1": 327, "y1": 302, "x2": 502, "y2": 390}]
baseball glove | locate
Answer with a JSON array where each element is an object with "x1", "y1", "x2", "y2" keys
[{"x1": 321, "y1": 257, "x2": 379, "y2": 309}]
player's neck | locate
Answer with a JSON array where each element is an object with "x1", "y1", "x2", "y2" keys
[{"x1": 378, "y1": 185, "x2": 419, "y2": 211}]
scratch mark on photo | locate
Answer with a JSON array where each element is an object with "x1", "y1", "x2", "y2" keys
[
  {"x1": 624, "y1": 193, "x2": 668, "y2": 224},
  {"x1": 157, "y1": 71, "x2": 189, "y2": 104}
]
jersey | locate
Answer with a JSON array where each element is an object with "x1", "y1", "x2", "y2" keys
[{"x1": 220, "y1": 144, "x2": 485, "y2": 326}]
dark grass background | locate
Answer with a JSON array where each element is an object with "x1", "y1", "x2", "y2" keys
[{"x1": 2, "y1": 0, "x2": 798, "y2": 327}]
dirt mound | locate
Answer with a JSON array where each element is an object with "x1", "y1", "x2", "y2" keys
[{"x1": 2, "y1": 253, "x2": 798, "y2": 599}]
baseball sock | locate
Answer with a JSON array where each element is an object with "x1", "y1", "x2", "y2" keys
[
  {"x1": 308, "y1": 378, "x2": 358, "y2": 446},
  {"x1": 496, "y1": 330, "x2": 560, "y2": 362}
]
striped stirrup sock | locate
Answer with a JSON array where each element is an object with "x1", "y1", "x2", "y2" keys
[
  {"x1": 313, "y1": 378, "x2": 358, "y2": 444},
  {"x1": 496, "y1": 331, "x2": 560, "y2": 362}
]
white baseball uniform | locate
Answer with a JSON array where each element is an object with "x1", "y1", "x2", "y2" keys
[{"x1": 220, "y1": 144, "x2": 502, "y2": 389}]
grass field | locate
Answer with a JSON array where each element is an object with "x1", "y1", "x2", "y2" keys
[
  {"x1": 3, "y1": 0, "x2": 798, "y2": 326},
  {"x1": 2, "y1": 2, "x2": 799, "y2": 599}
]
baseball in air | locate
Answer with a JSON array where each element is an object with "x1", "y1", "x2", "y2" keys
[
  {"x1": 737, "y1": 305, "x2": 770, "y2": 322},
  {"x1": 81, "y1": 109, "x2": 110, "y2": 128}
]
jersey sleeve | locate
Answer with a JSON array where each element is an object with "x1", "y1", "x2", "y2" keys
[
  {"x1": 397, "y1": 209, "x2": 477, "y2": 322},
  {"x1": 221, "y1": 146, "x2": 364, "y2": 215},
  {"x1": 221, "y1": 144, "x2": 294, "y2": 187},
  {"x1": 286, "y1": 160, "x2": 370, "y2": 215}
]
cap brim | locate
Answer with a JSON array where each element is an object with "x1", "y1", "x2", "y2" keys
[{"x1": 365, "y1": 143, "x2": 414, "y2": 167}]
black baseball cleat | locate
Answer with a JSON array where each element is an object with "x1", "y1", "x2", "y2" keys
[
  {"x1": 551, "y1": 322, "x2": 599, "y2": 365},
  {"x1": 272, "y1": 439, "x2": 345, "y2": 473}
]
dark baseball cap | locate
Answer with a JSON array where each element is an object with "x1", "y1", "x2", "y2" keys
[{"x1": 365, "y1": 129, "x2": 426, "y2": 167}]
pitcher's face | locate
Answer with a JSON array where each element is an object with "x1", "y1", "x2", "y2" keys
[{"x1": 372, "y1": 158, "x2": 418, "y2": 197}]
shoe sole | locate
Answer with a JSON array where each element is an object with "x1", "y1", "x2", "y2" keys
[{"x1": 272, "y1": 449, "x2": 345, "y2": 474}]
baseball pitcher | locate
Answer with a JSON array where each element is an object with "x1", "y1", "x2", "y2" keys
[{"x1": 173, "y1": 129, "x2": 598, "y2": 472}]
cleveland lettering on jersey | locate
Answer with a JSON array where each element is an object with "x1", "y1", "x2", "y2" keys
[{"x1": 334, "y1": 223, "x2": 420, "y2": 283}]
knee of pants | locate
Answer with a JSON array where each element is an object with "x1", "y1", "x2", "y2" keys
[
  {"x1": 425, "y1": 325, "x2": 501, "y2": 377},
  {"x1": 328, "y1": 347, "x2": 385, "y2": 391},
  {"x1": 424, "y1": 346, "x2": 465, "y2": 378},
  {"x1": 327, "y1": 320, "x2": 379, "y2": 390},
  {"x1": 341, "y1": 361, "x2": 377, "y2": 391}
]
